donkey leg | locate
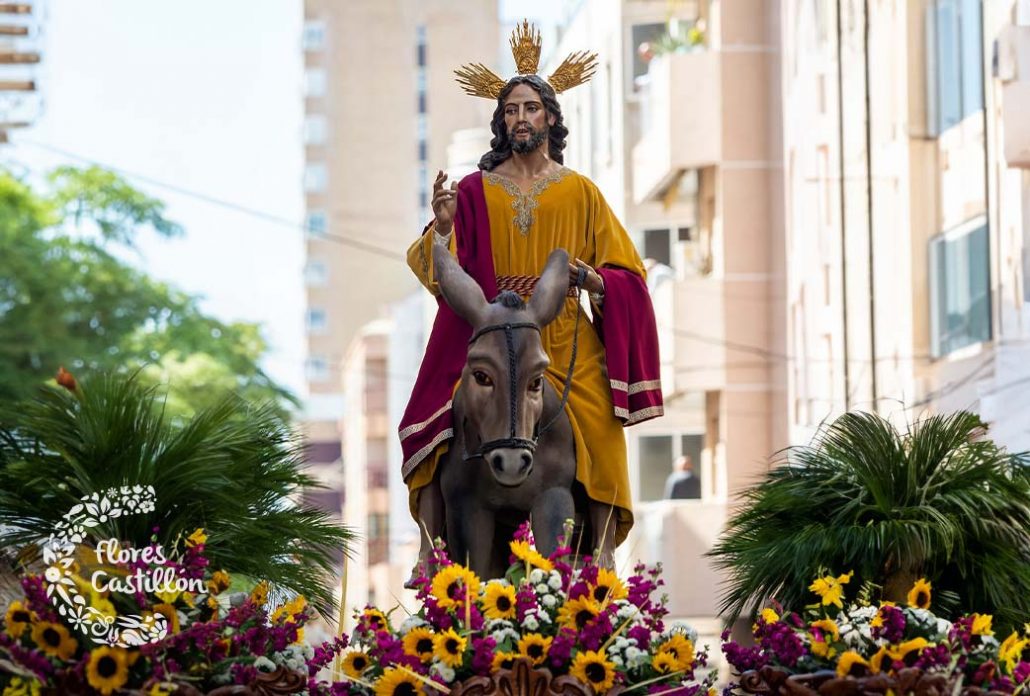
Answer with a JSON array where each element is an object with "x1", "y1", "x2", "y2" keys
[
  {"x1": 588, "y1": 499, "x2": 617, "y2": 569},
  {"x1": 530, "y1": 488, "x2": 575, "y2": 558},
  {"x1": 406, "y1": 475, "x2": 445, "y2": 588},
  {"x1": 447, "y1": 504, "x2": 495, "y2": 578}
]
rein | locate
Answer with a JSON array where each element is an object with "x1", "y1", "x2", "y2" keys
[{"x1": 462, "y1": 268, "x2": 586, "y2": 461}]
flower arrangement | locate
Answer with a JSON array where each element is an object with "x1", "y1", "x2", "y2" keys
[
  {"x1": 721, "y1": 572, "x2": 1030, "y2": 694},
  {"x1": 0, "y1": 527, "x2": 318, "y2": 695},
  {"x1": 309, "y1": 523, "x2": 714, "y2": 696}
]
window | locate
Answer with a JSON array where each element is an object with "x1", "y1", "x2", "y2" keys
[
  {"x1": 304, "y1": 115, "x2": 327, "y2": 145},
  {"x1": 416, "y1": 24, "x2": 427, "y2": 67},
  {"x1": 307, "y1": 308, "x2": 328, "y2": 334},
  {"x1": 306, "y1": 210, "x2": 328, "y2": 237},
  {"x1": 306, "y1": 355, "x2": 330, "y2": 382},
  {"x1": 416, "y1": 113, "x2": 427, "y2": 141},
  {"x1": 637, "y1": 434, "x2": 704, "y2": 502},
  {"x1": 303, "y1": 20, "x2": 326, "y2": 51},
  {"x1": 930, "y1": 217, "x2": 991, "y2": 356},
  {"x1": 644, "y1": 228, "x2": 671, "y2": 266},
  {"x1": 304, "y1": 68, "x2": 327, "y2": 98},
  {"x1": 629, "y1": 22, "x2": 668, "y2": 90},
  {"x1": 304, "y1": 163, "x2": 327, "y2": 193},
  {"x1": 305, "y1": 260, "x2": 328, "y2": 286},
  {"x1": 926, "y1": 0, "x2": 983, "y2": 135}
]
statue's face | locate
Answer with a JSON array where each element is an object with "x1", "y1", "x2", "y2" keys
[{"x1": 502, "y1": 83, "x2": 554, "y2": 153}]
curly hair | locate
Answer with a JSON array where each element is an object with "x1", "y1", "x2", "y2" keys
[{"x1": 478, "y1": 75, "x2": 569, "y2": 171}]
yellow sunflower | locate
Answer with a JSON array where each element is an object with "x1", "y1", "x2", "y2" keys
[
  {"x1": 4, "y1": 600, "x2": 34, "y2": 639},
  {"x1": 430, "y1": 565, "x2": 481, "y2": 610},
  {"x1": 186, "y1": 528, "x2": 207, "y2": 547},
  {"x1": 31, "y1": 621, "x2": 78, "y2": 660},
  {"x1": 836, "y1": 651, "x2": 870, "y2": 678},
  {"x1": 482, "y1": 582, "x2": 518, "y2": 620},
  {"x1": 433, "y1": 628, "x2": 467, "y2": 668},
  {"x1": 492, "y1": 651, "x2": 518, "y2": 671},
  {"x1": 906, "y1": 578, "x2": 932, "y2": 610},
  {"x1": 249, "y1": 581, "x2": 269, "y2": 606},
  {"x1": 273, "y1": 596, "x2": 309, "y2": 624},
  {"x1": 341, "y1": 650, "x2": 371, "y2": 678},
  {"x1": 657, "y1": 634, "x2": 695, "y2": 668},
  {"x1": 808, "y1": 571, "x2": 853, "y2": 609},
  {"x1": 402, "y1": 626, "x2": 436, "y2": 663},
  {"x1": 999, "y1": 632, "x2": 1029, "y2": 674},
  {"x1": 85, "y1": 646, "x2": 130, "y2": 695},
  {"x1": 373, "y1": 667, "x2": 424, "y2": 696},
  {"x1": 652, "y1": 651, "x2": 680, "y2": 674},
  {"x1": 760, "y1": 607, "x2": 780, "y2": 624},
  {"x1": 886, "y1": 637, "x2": 929, "y2": 665},
  {"x1": 869, "y1": 645, "x2": 890, "y2": 674},
  {"x1": 518, "y1": 633, "x2": 553, "y2": 666},
  {"x1": 588, "y1": 568, "x2": 628, "y2": 604},
  {"x1": 361, "y1": 607, "x2": 390, "y2": 632},
  {"x1": 810, "y1": 619, "x2": 840, "y2": 642},
  {"x1": 971, "y1": 613, "x2": 994, "y2": 637},
  {"x1": 152, "y1": 603, "x2": 180, "y2": 634},
  {"x1": 3, "y1": 676, "x2": 42, "y2": 696},
  {"x1": 509, "y1": 541, "x2": 554, "y2": 571},
  {"x1": 557, "y1": 596, "x2": 602, "y2": 631},
  {"x1": 208, "y1": 569, "x2": 231, "y2": 595},
  {"x1": 570, "y1": 650, "x2": 617, "y2": 692}
]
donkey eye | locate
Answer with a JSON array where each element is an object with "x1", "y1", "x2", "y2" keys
[
  {"x1": 473, "y1": 371, "x2": 493, "y2": 387},
  {"x1": 528, "y1": 377, "x2": 543, "y2": 392}
]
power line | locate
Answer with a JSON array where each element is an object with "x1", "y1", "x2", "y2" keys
[{"x1": 14, "y1": 139, "x2": 409, "y2": 263}]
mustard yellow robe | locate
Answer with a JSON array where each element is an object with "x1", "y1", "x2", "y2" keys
[{"x1": 406, "y1": 166, "x2": 645, "y2": 544}]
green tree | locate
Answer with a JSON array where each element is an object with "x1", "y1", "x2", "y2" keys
[
  {"x1": 0, "y1": 166, "x2": 295, "y2": 417},
  {"x1": 708, "y1": 410, "x2": 1030, "y2": 630},
  {"x1": 0, "y1": 372, "x2": 352, "y2": 615}
]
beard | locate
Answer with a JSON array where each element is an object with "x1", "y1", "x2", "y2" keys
[{"x1": 508, "y1": 123, "x2": 548, "y2": 154}]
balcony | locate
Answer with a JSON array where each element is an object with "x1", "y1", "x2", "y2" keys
[
  {"x1": 631, "y1": 51, "x2": 721, "y2": 203},
  {"x1": 1000, "y1": 25, "x2": 1030, "y2": 168}
]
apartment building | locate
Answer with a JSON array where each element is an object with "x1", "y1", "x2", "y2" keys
[{"x1": 0, "y1": 0, "x2": 44, "y2": 141}]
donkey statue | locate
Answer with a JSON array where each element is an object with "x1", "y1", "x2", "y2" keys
[{"x1": 429, "y1": 243, "x2": 607, "y2": 580}]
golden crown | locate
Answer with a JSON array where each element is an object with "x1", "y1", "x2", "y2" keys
[{"x1": 454, "y1": 20, "x2": 598, "y2": 100}]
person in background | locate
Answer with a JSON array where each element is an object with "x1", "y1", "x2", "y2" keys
[{"x1": 664, "y1": 454, "x2": 701, "y2": 500}]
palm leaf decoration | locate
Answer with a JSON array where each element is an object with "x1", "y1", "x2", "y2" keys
[
  {"x1": 0, "y1": 371, "x2": 354, "y2": 615},
  {"x1": 708, "y1": 410, "x2": 1030, "y2": 629}
]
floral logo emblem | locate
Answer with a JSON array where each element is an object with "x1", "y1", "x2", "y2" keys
[{"x1": 41, "y1": 485, "x2": 173, "y2": 647}]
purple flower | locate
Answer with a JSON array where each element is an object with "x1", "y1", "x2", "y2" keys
[
  {"x1": 871, "y1": 605, "x2": 905, "y2": 644},
  {"x1": 722, "y1": 639, "x2": 770, "y2": 673},
  {"x1": 549, "y1": 629, "x2": 576, "y2": 669},
  {"x1": 471, "y1": 636, "x2": 497, "y2": 674},
  {"x1": 1014, "y1": 661, "x2": 1030, "y2": 685}
]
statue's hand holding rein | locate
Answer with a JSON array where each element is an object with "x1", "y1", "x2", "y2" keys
[{"x1": 569, "y1": 258, "x2": 604, "y2": 296}]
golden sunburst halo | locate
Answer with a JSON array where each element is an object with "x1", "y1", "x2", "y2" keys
[
  {"x1": 402, "y1": 626, "x2": 436, "y2": 663},
  {"x1": 517, "y1": 633, "x2": 553, "y2": 666},
  {"x1": 430, "y1": 565, "x2": 481, "y2": 610},
  {"x1": 341, "y1": 650, "x2": 371, "y2": 678},
  {"x1": 31, "y1": 620, "x2": 78, "y2": 660},
  {"x1": 373, "y1": 666, "x2": 424, "y2": 696},
  {"x1": 433, "y1": 628, "x2": 467, "y2": 668},
  {"x1": 482, "y1": 581, "x2": 518, "y2": 620},
  {"x1": 85, "y1": 646, "x2": 130, "y2": 696},
  {"x1": 509, "y1": 540, "x2": 554, "y2": 571},
  {"x1": 570, "y1": 649, "x2": 616, "y2": 692}
]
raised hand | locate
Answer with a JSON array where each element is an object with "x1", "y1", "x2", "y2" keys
[{"x1": 432, "y1": 170, "x2": 458, "y2": 234}]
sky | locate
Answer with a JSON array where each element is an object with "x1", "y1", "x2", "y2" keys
[{"x1": 6, "y1": 0, "x2": 560, "y2": 398}]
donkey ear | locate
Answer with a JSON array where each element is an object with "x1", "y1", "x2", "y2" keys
[
  {"x1": 433, "y1": 242, "x2": 488, "y2": 326},
  {"x1": 527, "y1": 248, "x2": 570, "y2": 327}
]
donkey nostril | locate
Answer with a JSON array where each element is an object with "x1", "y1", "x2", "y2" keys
[
  {"x1": 519, "y1": 453, "x2": 532, "y2": 473},
  {"x1": 491, "y1": 454, "x2": 504, "y2": 472}
]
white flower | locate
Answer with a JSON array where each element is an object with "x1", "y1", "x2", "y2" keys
[
  {"x1": 542, "y1": 594, "x2": 557, "y2": 608},
  {"x1": 486, "y1": 619, "x2": 514, "y2": 632},
  {"x1": 610, "y1": 655, "x2": 624, "y2": 668},
  {"x1": 934, "y1": 618, "x2": 952, "y2": 639},
  {"x1": 535, "y1": 583, "x2": 550, "y2": 595},
  {"x1": 522, "y1": 615, "x2": 540, "y2": 631},
  {"x1": 548, "y1": 573, "x2": 562, "y2": 590},
  {"x1": 400, "y1": 616, "x2": 428, "y2": 635},
  {"x1": 254, "y1": 656, "x2": 277, "y2": 673},
  {"x1": 668, "y1": 620, "x2": 698, "y2": 643},
  {"x1": 431, "y1": 663, "x2": 456, "y2": 683},
  {"x1": 529, "y1": 569, "x2": 546, "y2": 584}
]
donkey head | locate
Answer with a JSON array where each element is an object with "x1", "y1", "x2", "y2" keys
[{"x1": 433, "y1": 243, "x2": 570, "y2": 486}]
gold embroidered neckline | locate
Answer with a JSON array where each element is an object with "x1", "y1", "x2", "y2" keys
[{"x1": 484, "y1": 166, "x2": 572, "y2": 236}]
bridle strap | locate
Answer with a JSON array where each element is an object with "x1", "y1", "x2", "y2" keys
[{"x1": 463, "y1": 267, "x2": 587, "y2": 461}]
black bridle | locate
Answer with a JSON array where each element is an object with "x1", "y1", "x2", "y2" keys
[{"x1": 462, "y1": 269, "x2": 585, "y2": 462}]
